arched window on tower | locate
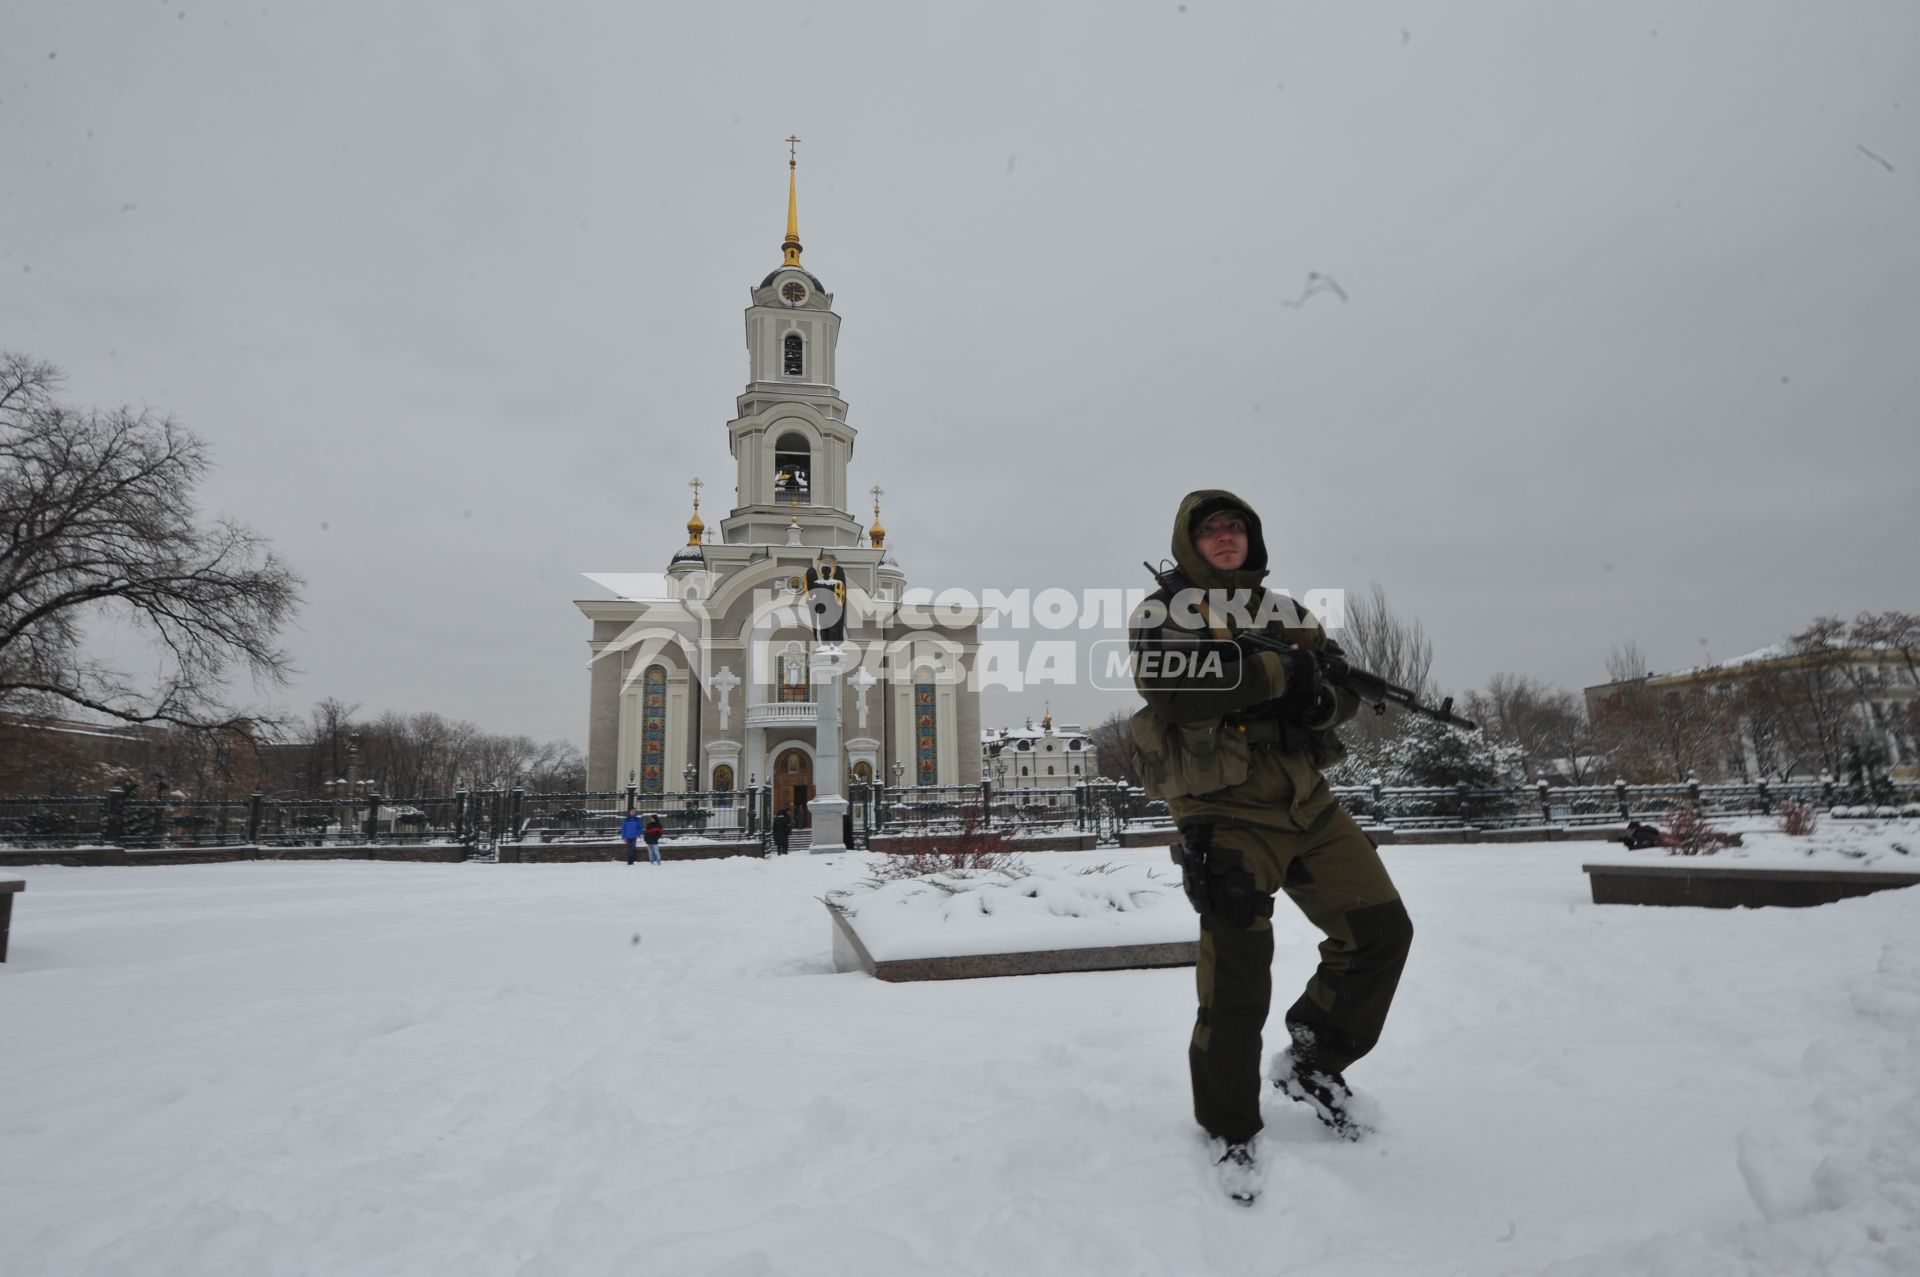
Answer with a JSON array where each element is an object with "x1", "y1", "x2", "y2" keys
[
  {"x1": 783, "y1": 332, "x2": 804, "y2": 377},
  {"x1": 773, "y1": 433, "x2": 812, "y2": 505}
]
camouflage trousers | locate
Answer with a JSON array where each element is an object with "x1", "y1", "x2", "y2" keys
[{"x1": 1187, "y1": 801, "x2": 1413, "y2": 1144}]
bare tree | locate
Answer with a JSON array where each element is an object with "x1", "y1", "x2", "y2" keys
[
  {"x1": 0, "y1": 354, "x2": 302, "y2": 731},
  {"x1": 1866, "y1": 611, "x2": 1920, "y2": 769},
  {"x1": 1787, "y1": 617, "x2": 1858, "y2": 778},
  {"x1": 1605, "y1": 640, "x2": 1651, "y2": 684},
  {"x1": 1589, "y1": 641, "x2": 1659, "y2": 780},
  {"x1": 1644, "y1": 684, "x2": 1736, "y2": 781},
  {"x1": 293, "y1": 700, "x2": 581, "y2": 797},
  {"x1": 1334, "y1": 581, "x2": 1434, "y2": 749},
  {"x1": 1853, "y1": 610, "x2": 1920, "y2": 686},
  {"x1": 301, "y1": 697, "x2": 361, "y2": 792},
  {"x1": 1537, "y1": 698, "x2": 1609, "y2": 785},
  {"x1": 1465, "y1": 673, "x2": 1604, "y2": 783},
  {"x1": 1089, "y1": 708, "x2": 1141, "y2": 786},
  {"x1": 1730, "y1": 669, "x2": 1811, "y2": 780}
]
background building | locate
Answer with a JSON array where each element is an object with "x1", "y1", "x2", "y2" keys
[
  {"x1": 1584, "y1": 643, "x2": 1919, "y2": 782},
  {"x1": 981, "y1": 711, "x2": 1098, "y2": 804}
]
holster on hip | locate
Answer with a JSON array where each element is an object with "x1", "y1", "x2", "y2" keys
[{"x1": 1173, "y1": 822, "x2": 1275, "y2": 928}]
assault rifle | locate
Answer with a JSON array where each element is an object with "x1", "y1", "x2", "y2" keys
[{"x1": 1142, "y1": 560, "x2": 1479, "y2": 733}]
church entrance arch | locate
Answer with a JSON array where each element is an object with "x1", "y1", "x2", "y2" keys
[{"x1": 774, "y1": 747, "x2": 814, "y2": 828}]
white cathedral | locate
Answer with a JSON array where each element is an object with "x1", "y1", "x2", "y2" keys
[{"x1": 575, "y1": 155, "x2": 984, "y2": 824}]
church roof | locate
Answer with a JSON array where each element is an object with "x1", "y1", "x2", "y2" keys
[{"x1": 982, "y1": 723, "x2": 1091, "y2": 746}]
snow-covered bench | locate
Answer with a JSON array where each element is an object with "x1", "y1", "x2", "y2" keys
[{"x1": 0, "y1": 878, "x2": 22, "y2": 962}]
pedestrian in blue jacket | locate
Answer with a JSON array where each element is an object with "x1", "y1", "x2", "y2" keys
[{"x1": 619, "y1": 810, "x2": 642, "y2": 865}]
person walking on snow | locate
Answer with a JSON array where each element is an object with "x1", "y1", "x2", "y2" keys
[{"x1": 643, "y1": 814, "x2": 665, "y2": 865}]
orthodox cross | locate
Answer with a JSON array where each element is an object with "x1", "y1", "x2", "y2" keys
[
  {"x1": 709, "y1": 665, "x2": 740, "y2": 731},
  {"x1": 785, "y1": 134, "x2": 801, "y2": 164},
  {"x1": 849, "y1": 665, "x2": 877, "y2": 730}
]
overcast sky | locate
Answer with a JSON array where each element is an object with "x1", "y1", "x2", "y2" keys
[{"x1": 7, "y1": 1, "x2": 1917, "y2": 747}]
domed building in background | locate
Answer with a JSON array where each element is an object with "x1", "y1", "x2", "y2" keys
[{"x1": 574, "y1": 152, "x2": 984, "y2": 823}]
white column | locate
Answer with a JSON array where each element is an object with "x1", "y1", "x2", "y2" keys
[
  {"x1": 808, "y1": 644, "x2": 849, "y2": 852},
  {"x1": 747, "y1": 726, "x2": 766, "y2": 792}
]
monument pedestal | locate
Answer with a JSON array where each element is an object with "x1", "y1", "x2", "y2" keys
[{"x1": 807, "y1": 644, "x2": 850, "y2": 854}]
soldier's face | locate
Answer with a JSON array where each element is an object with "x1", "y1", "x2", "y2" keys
[{"x1": 1194, "y1": 513, "x2": 1250, "y2": 570}]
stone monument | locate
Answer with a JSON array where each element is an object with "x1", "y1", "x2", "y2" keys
[{"x1": 807, "y1": 644, "x2": 849, "y2": 852}]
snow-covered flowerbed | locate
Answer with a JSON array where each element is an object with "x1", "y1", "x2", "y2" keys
[
  {"x1": 1589, "y1": 821, "x2": 1919, "y2": 873},
  {"x1": 826, "y1": 861, "x2": 1193, "y2": 961}
]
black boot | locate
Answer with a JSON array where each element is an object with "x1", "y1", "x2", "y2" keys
[{"x1": 1273, "y1": 1061, "x2": 1364, "y2": 1140}]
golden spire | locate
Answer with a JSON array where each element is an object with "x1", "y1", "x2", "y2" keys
[
  {"x1": 1042, "y1": 702, "x2": 1053, "y2": 730},
  {"x1": 685, "y1": 476, "x2": 705, "y2": 546},
  {"x1": 868, "y1": 484, "x2": 886, "y2": 548},
  {"x1": 781, "y1": 135, "x2": 804, "y2": 268}
]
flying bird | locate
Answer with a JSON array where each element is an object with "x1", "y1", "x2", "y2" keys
[
  {"x1": 1856, "y1": 144, "x2": 1895, "y2": 173},
  {"x1": 1280, "y1": 271, "x2": 1349, "y2": 309}
]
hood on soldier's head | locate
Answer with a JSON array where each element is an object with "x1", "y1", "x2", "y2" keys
[{"x1": 1170, "y1": 489, "x2": 1269, "y2": 591}]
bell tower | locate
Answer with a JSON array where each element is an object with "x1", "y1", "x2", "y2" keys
[{"x1": 721, "y1": 139, "x2": 863, "y2": 547}]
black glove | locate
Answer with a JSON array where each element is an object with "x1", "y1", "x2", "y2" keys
[
  {"x1": 1230, "y1": 636, "x2": 1322, "y2": 722},
  {"x1": 1273, "y1": 646, "x2": 1322, "y2": 721}
]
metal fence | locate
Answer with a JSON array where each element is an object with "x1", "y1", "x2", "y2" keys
[
  {"x1": 856, "y1": 781, "x2": 1159, "y2": 843},
  {"x1": 4, "y1": 776, "x2": 1916, "y2": 853},
  {"x1": 1329, "y1": 776, "x2": 1920, "y2": 829},
  {"x1": 0, "y1": 782, "x2": 775, "y2": 853}
]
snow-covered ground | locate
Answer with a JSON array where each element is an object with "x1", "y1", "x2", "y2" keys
[{"x1": 2, "y1": 839, "x2": 1916, "y2": 1276}]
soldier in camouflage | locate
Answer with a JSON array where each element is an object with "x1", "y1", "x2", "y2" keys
[{"x1": 1130, "y1": 490, "x2": 1414, "y2": 1169}]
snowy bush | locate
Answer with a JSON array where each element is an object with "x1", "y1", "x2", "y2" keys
[
  {"x1": 1777, "y1": 800, "x2": 1819, "y2": 837},
  {"x1": 868, "y1": 813, "x2": 1030, "y2": 883},
  {"x1": 1660, "y1": 804, "x2": 1743, "y2": 855},
  {"x1": 1328, "y1": 715, "x2": 1527, "y2": 822},
  {"x1": 1331, "y1": 715, "x2": 1524, "y2": 791}
]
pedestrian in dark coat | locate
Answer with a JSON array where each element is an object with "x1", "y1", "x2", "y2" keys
[
  {"x1": 1621, "y1": 820, "x2": 1663, "y2": 850},
  {"x1": 772, "y1": 810, "x2": 793, "y2": 855},
  {"x1": 643, "y1": 814, "x2": 664, "y2": 865},
  {"x1": 619, "y1": 810, "x2": 642, "y2": 866}
]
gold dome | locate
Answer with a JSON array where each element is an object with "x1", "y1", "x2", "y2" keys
[{"x1": 686, "y1": 477, "x2": 706, "y2": 546}]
